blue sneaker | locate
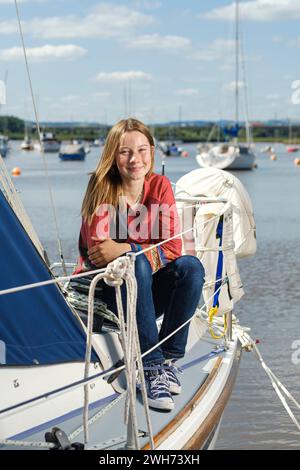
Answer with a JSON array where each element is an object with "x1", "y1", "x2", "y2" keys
[
  {"x1": 163, "y1": 361, "x2": 182, "y2": 395},
  {"x1": 143, "y1": 366, "x2": 174, "y2": 411}
]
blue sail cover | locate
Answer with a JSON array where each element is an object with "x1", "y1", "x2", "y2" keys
[
  {"x1": 223, "y1": 124, "x2": 240, "y2": 139},
  {"x1": 0, "y1": 190, "x2": 97, "y2": 366}
]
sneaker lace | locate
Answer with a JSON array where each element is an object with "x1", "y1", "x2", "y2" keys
[
  {"x1": 144, "y1": 367, "x2": 170, "y2": 396},
  {"x1": 163, "y1": 362, "x2": 183, "y2": 376}
]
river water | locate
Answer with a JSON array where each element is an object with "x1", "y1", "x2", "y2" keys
[{"x1": 3, "y1": 140, "x2": 300, "y2": 450}]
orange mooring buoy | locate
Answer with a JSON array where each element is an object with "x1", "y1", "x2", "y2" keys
[
  {"x1": 270, "y1": 154, "x2": 277, "y2": 161},
  {"x1": 181, "y1": 151, "x2": 189, "y2": 158},
  {"x1": 12, "y1": 167, "x2": 21, "y2": 176},
  {"x1": 294, "y1": 158, "x2": 300, "y2": 166}
]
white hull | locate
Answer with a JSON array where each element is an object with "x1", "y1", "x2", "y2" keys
[
  {"x1": 196, "y1": 145, "x2": 255, "y2": 170},
  {"x1": 34, "y1": 141, "x2": 61, "y2": 153},
  {"x1": 0, "y1": 325, "x2": 241, "y2": 450}
]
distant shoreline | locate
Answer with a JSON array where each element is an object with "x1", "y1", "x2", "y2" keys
[{"x1": 1, "y1": 116, "x2": 300, "y2": 144}]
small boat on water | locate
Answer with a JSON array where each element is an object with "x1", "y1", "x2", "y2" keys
[
  {"x1": 286, "y1": 119, "x2": 299, "y2": 153},
  {"x1": 35, "y1": 132, "x2": 61, "y2": 153},
  {"x1": 59, "y1": 143, "x2": 86, "y2": 161},
  {"x1": 20, "y1": 135, "x2": 34, "y2": 151},
  {"x1": 92, "y1": 138, "x2": 105, "y2": 147},
  {"x1": 287, "y1": 146, "x2": 299, "y2": 153},
  {"x1": 261, "y1": 145, "x2": 274, "y2": 154},
  {"x1": 158, "y1": 141, "x2": 183, "y2": 157},
  {"x1": 0, "y1": 135, "x2": 9, "y2": 158}
]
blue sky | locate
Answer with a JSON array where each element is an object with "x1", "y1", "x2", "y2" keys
[{"x1": 0, "y1": 0, "x2": 299, "y2": 124}]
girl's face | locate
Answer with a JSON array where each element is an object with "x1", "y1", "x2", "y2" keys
[{"x1": 116, "y1": 131, "x2": 153, "y2": 185}]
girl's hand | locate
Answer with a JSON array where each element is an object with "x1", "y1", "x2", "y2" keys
[{"x1": 88, "y1": 237, "x2": 131, "y2": 268}]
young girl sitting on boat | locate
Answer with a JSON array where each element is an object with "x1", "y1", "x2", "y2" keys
[{"x1": 74, "y1": 118, "x2": 204, "y2": 411}]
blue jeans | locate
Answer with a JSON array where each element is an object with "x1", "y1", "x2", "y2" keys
[{"x1": 100, "y1": 254, "x2": 205, "y2": 366}]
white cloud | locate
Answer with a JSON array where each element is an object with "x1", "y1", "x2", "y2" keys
[
  {"x1": 0, "y1": 44, "x2": 87, "y2": 62},
  {"x1": 177, "y1": 88, "x2": 199, "y2": 96},
  {"x1": 224, "y1": 81, "x2": 246, "y2": 91},
  {"x1": 132, "y1": 1, "x2": 162, "y2": 9},
  {"x1": 266, "y1": 93, "x2": 281, "y2": 100},
  {"x1": 126, "y1": 34, "x2": 191, "y2": 51},
  {"x1": 92, "y1": 92, "x2": 111, "y2": 98},
  {"x1": 95, "y1": 71, "x2": 152, "y2": 82},
  {"x1": 188, "y1": 39, "x2": 235, "y2": 61},
  {"x1": 0, "y1": 3, "x2": 154, "y2": 38},
  {"x1": 272, "y1": 35, "x2": 284, "y2": 43},
  {"x1": 289, "y1": 37, "x2": 300, "y2": 47},
  {"x1": 203, "y1": 0, "x2": 300, "y2": 22},
  {"x1": 60, "y1": 95, "x2": 82, "y2": 103}
]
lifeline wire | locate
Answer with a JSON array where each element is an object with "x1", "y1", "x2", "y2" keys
[{"x1": 14, "y1": 0, "x2": 67, "y2": 275}]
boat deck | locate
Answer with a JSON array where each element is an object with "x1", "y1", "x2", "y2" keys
[{"x1": 4, "y1": 331, "x2": 232, "y2": 450}]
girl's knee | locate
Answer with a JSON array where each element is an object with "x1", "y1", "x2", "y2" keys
[{"x1": 174, "y1": 255, "x2": 205, "y2": 279}]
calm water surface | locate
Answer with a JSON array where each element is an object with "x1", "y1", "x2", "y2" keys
[{"x1": 4, "y1": 141, "x2": 300, "y2": 450}]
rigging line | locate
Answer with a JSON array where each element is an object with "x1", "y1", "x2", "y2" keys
[
  {"x1": 0, "y1": 281, "x2": 226, "y2": 416},
  {"x1": 240, "y1": 28, "x2": 252, "y2": 146},
  {"x1": 14, "y1": 0, "x2": 67, "y2": 275},
  {"x1": 0, "y1": 220, "x2": 230, "y2": 297}
]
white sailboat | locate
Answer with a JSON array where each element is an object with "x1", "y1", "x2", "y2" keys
[
  {"x1": 0, "y1": 0, "x2": 260, "y2": 452},
  {"x1": 20, "y1": 121, "x2": 34, "y2": 151},
  {"x1": 286, "y1": 119, "x2": 299, "y2": 153},
  {"x1": 0, "y1": 160, "x2": 257, "y2": 450},
  {"x1": 34, "y1": 132, "x2": 61, "y2": 153},
  {"x1": 196, "y1": 0, "x2": 255, "y2": 171}
]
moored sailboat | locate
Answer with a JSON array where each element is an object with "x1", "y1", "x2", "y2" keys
[
  {"x1": 0, "y1": 156, "x2": 257, "y2": 450},
  {"x1": 196, "y1": 0, "x2": 255, "y2": 171}
]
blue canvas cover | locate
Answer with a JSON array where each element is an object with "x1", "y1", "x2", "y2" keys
[
  {"x1": 0, "y1": 190, "x2": 97, "y2": 365},
  {"x1": 223, "y1": 124, "x2": 240, "y2": 139}
]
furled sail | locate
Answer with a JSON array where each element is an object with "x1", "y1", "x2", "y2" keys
[
  {"x1": 0, "y1": 190, "x2": 96, "y2": 366},
  {"x1": 176, "y1": 168, "x2": 256, "y2": 315}
]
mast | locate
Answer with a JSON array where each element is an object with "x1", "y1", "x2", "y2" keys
[{"x1": 235, "y1": 0, "x2": 239, "y2": 138}]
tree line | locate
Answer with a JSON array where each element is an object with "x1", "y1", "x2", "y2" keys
[{"x1": 0, "y1": 115, "x2": 299, "y2": 143}]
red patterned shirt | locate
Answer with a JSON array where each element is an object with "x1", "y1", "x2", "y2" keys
[{"x1": 74, "y1": 173, "x2": 182, "y2": 273}]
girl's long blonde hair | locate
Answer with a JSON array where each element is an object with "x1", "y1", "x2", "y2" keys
[{"x1": 81, "y1": 118, "x2": 155, "y2": 223}]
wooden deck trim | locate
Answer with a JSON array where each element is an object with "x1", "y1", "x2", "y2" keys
[
  {"x1": 183, "y1": 345, "x2": 241, "y2": 449},
  {"x1": 142, "y1": 356, "x2": 223, "y2": 450}
]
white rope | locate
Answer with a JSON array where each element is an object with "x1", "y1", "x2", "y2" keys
[
  {"x1": 253, "y1": 344, "x2": 300, "y2": 432},
  {"x1": 0, "y1": 213, "x2": 224, "y2": 297},
  {"x1": 140, "y1": 278, "x2": 227, "y2": 361},
  {"x1": 68, "y1": 391, "x2": 127, "y2": 442},
  {"x1": 0, "y1": 266, "x2": 106, "y2": 297},
  {"x1": 233, "y1": 326, "x2": 300, "y2": 433},
  {"x1": 123, "y1": 256, "x2": 155, "y2": 450},
  {"x1": 135, "y1": 227, "x2": 194, "y2": 257},
  {"x1": 82, "y1": 255, "x2": 154, "y2": 449},
  {"x1": 83, "y1": 271, "x2": 106, "y2": 443},
  {"x1": 0, "y1": 228, "x2": 194, "y2": 297},
  {"x1": 14, "y1": 0, "x2": 67, "y2": 275},
  {"x1": 0, "y1": 438, "x2": 54, "y2": 449}
]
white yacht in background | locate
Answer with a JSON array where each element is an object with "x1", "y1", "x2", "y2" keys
[
  {"x1": 35, "y1": 132, "x2": 61, "y2": 153},
  {"x1": 20, "y1": 134, "x2": 34, "y2": 151},
  {"x1": 20, "y1": 120, "x2": 34, "y2": 150},
  {"x1": 196, "y1": 0, "x2": 255, "y2": 171},
  {"x1": 196, "y1": 141, "x2": 255, "y2": 170}
]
